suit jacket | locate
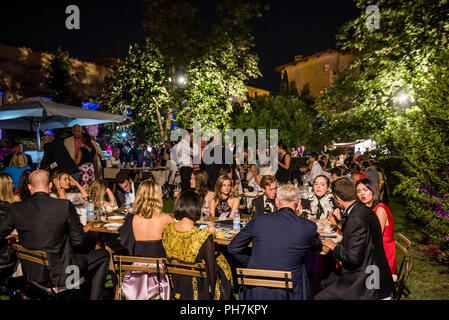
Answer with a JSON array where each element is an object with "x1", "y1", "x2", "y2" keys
[
  {"x1": 114, "y1": 181, "x2": 140, "y2": 208},
  {"x1": 0, "y1": 192, "x2": 88, "y2": 287},
  {"x1": 40, "y1": 138, "x2": 79, "y2": 175},
  {"x1": 64, "y1": 136, "x2": 76, "y2": 160},
  {"x1": 228, "y1": 207, "x2": 322, "y2": 300},
  {"x1": 332, "y1": 201, "x2": 394, "y2": 299},
  {"x1": 253, "y1": 195, "x2": 277, "y2": 215}
]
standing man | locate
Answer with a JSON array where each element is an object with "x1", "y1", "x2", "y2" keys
[
  {"x1": 40, "y1": 135, "x2": 80, "y2": 178},
  {"x1": 0, "y1": 170, "x2": 110, "y2": 300},
  {"x1": 228, "y1": 184, "x2": 322, "y2": 299},
  {"x1": 252, "y1": 176, "x2": 278, "y2": 214},
  {"x1": 173, "y1": 129, "x2": 193, "y2": 192},
  {"x1": 316, "y1": 178, "x2": 394, "y2": 300},
  {"x1": 309, "y1": 152, "x2": 324, "y2": 182},
  {"x1": 64, "y1": 124, "x2": 83, "y2": 162},
  {"x1": 362, "y1": 160, "x2": 380, "y2": 193}
]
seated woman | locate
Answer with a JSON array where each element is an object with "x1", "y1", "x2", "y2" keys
[
  {"x1": 118, "y1": 180, "x2": 174, "y2": 300},
  {"x1": 0, "y1": 173, "x2": 17, "y2": 267},
  {"x1": 1, "y1": 153, "x2": 32, "y2": 192},
  {"x1": 12, "y1": 169, "x2": 32, "y2": 202},
  {"x1": 88, "y1": 179, "x2": 117, "y2": 209},
  {"x1": 219, "y1": 165, "x2": 240, "y2": 196},
  {"x1": 356, "y1": 178, "x2": 397, "y2": 276},
  {"x1": 209, "y1": 175, "x2": 239, "y2": 220},
  {"x1": 300, "y1": 175, "x2": 340, "y2": 222},
  {"x1": 162, "y1": 191, "x2": 233, "y2": 300},
  {"x1": 50, "y1": 170, "x2": 88, "y2": 201},
  {"x1": 191, "y1": 170, "x2": 214, "y2": 217},
  {"x1": 246, "y1": 164, "x2": 261, "y2": 191}
]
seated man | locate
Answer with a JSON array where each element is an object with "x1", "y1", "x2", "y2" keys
[
  {"x1": 0, "y1": 170, "x2": 109, "y2": 300},
  {"x1": 228, "y1": 184, "x2": 322, "y2": 300},
  {"x1": 106, "y1": 148, "x2": 121, "y2": 168},
  {"x1": 290, "y1": 163, "x2": 308, "y2": 185},
  {"x1": 114, "y1": 171, "x2": 140, "y2": 208},
  {"x1": 252, "y1": 175, "x2": 277, "y2": 214},
  {"x1": 316, "y1": 178, "x2": 394, "y2": 300}
]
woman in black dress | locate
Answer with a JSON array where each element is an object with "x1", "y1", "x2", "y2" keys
[
  {"x1": 118, "y1": 180, "x2": 174, "y2": 299},
  {"x1": 275, "y1": 141, "x2": 291, "y2": 185},
  {"x1": 75, "y1": 133, "x2": 97, "y2": 189}
]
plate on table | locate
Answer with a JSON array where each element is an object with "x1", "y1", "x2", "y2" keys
[
  {"x1": 103, "y1": 223, "x2": 123, "y2": 230},
  {"x1": 108, "y1": 215, "x2": 124, "y2": 221}
]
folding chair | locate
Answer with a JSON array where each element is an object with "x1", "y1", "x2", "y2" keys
[
  {"x1": 112, "y1": 255, "x2": 167, "y2": 300},
  {"x1": 394, "y1": 233, "x2": 411, "y2": 283},
  {"x1": 165, "y1": 259, "x2": 207, "y2": 300},
  {"x1": 236, "y1": 268, "x2": 293, "y2": 300},
  {"x1": 13, "y1": 244, "x2": 87, "y2": 300},
  {"x1": 394, "y1": 254, "x2": 413, "y2": 300}
]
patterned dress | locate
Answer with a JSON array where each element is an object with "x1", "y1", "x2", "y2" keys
[
  {"x1": 301, "y1": 192, "x2": 336, "y2": 221},
  {"x1": 78, "y1": 146, "x2": 96, "y2": 189},
  {"x1": 162, "y1": 223, "x2": 233, "y2": 300}
]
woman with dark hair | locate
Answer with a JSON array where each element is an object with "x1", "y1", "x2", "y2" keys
[
  {"x1": 275, "y1": 141, "x2": 291, "y2": 185},
  {"x1": 300, "y1": 175, "x2": 340, "y2": 222},
  {"x1": 356, "y1": 178, "x2": 397, "y2": 276},
  {"x1": 191, "y1": 170, "x2": 214, "y2": 216},
  {"x1": 75, "y1": 133, "x2": 97, "y2": 189},
  {"x1": 12, "y1": 169, "x2": 33, "y2": 202},
  {"x1": 162, "y1": 191, "x2": 233, "y2": 300},
  {"x1": 351, "y1": 163, "x2": 366, "y2": 184},
  {"x1": 50, "y1": 169, "x2": 88, "y2": 201}
]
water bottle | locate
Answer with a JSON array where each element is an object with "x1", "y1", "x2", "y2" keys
[
  {"x1": 87, "y1": 200, "x2": 95, "y2": 222},
  {"x1": 124, "y1": 193, "x2": 131, "y2": 212},
  {"x1": 254, "y1": 185, "x2": 258, "y2": 193},
  {"x1": 233, "y1": 211, "x2": 240, "y2": 231}
]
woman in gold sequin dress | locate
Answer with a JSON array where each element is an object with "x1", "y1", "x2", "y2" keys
[{"x1": 162, "y1": 191, "x2": 233, "y2": 300}]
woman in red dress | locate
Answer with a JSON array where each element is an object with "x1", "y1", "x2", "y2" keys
[{"x1": 356, "y1": 179, "x2": 397, "y2": 275}]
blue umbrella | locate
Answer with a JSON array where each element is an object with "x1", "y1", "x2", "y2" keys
[{"x1": 0, "y1": 97, "x2": 125, "y2": 149}]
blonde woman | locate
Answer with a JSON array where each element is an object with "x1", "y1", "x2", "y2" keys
[
  {"x1": 50, "y1": 170, "x2": 88, "y2": 201},
  {"x1": 88, "y1": 179, "x2": 117, "y2": 209},
  {"x1": 118, "y1": 180, "x2": 174, "y2": 300},
  {"x1": 1, "y1": 153, "x2": 31, "y2": 191},
  {"x1": 209, "y1": 175, "x2": 239, "y2": 219},
  {"x1": 0, "y1": 173, "x2": 17, "y2": 265}
]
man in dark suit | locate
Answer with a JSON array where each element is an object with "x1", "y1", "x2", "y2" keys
[
  {"x1": 40, "y1": 136, "x2": 80, "y2": 180},
  {"x1": 114, "y1": 171, "x2": 140, "y2": 208},
  {"x1": 228, "y1": 184, "x2": 322, "y2": 300},
  {"x1": 316, "y1": 178, "x2": 394, "y2": 300},
  {"x1": 252, "y1": 175, "x2": 278, "y2": 214},
  {"x1": 2, "y1": 141, "x2": 33, "y2": 168},
  {"x1": 0, "y1": 170, "x2": 109, "y2": 300}
]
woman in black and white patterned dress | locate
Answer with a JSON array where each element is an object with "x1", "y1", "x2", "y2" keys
[{"x1": 300, "y1": 175, "x2": 339, "y2": 221}]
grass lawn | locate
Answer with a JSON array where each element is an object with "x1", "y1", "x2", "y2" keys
[{"x1": 389, "y1": 197, "x2": 449, "y2": 300}]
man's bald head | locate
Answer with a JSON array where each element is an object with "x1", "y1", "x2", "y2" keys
[
  {"x1": 28, "y1": 170, "x2": 51, "y2": 194},
  {"x1": 72, "y1": 125, "x2": 82, "y2": 138}
]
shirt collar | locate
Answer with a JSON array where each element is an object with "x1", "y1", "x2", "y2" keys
[{"x1": 341, "y1": 200, "x2": 357, "y2": 217}]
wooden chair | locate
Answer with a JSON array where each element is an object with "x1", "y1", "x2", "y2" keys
[
  {"x1": 164, "y1": 259, "x2": 207, "y2": 299},
  {"x1": 13, "y1": 244, "x2": 86, "y2": 300},
  {"x1": 394, "y1": 254, "x2": 413, "y2": 300},
  {"x1": 394, "y1": 233, "x2": 412, "y2": 282},
  {"x1": 112, "y1": 255, "x2": 167, "y2": 300},
  {"x1": 236, "y1": 268, "x2": 293, "y2": 300}
]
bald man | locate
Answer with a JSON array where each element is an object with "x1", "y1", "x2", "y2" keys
[{"x1": 0, "y1": 170, "x2": 109, "y2": 300}]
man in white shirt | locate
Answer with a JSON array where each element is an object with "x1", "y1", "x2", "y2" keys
[
  {"x1": 106, "y1": 148, "x2": 121, "y2": 168},
  {"x1": 309, "y1": 152, "x2": 325, "y2": 182},
  {"x1": 114, "y1": 171, "x2": 139, "y2": 207},
  {"x1": 173, "y1": 129, "x2": 193, "y2": 192}
]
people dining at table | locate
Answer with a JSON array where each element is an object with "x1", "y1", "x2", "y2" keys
[
  {"x1": 1, "y1": 153, "x2": 32, "y2": 192},
  {"x1": 228, "y1": 184, "x2": 323, "y2": 300},
  {"x1": 88, "y1": 179, "x2": 117, "y2": 209},
  {"x1": 0, "y1": 170, "x2": 110, "y2": 300},
  {"x1": 50, "y1": 169, "x2": 88, "y2": 201},
  {"x1": 114, "y1": 171, "x2": 140, "y2": 208},
  {"x1": 161, "y1": 190, "x2": 233, "y2": 300},
  {"x1": 75, "y1": 133, "x2": 97, "y2": 189},
  {"x1": 316, "y1": 178, "x2": 394, "y2": 300},
  {"x1": 356, "y1": 178, "x2": 397, "y2": 276},
  {"x1": 252, "y1": 175, "x2": 277, "y2": 214},
  {"x1": 209, "y1": 175, "x2": 239, "y2": 220},
  {"x1": 300, "y1": 175, "x2": 339, "y2": 222},
  {"x1": 275, "y1": 141, "x2": 291, "y2": 185},
  {"x1": 118, "y1": 180, "x2": 174, "y2": 300}
]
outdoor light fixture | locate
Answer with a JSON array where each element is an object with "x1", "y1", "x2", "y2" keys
[
  {"x1": 398, "y1": 93, "x2": 409, "y2": 104},
  {"x1": 177, "y1": 75, "x2": 186, "y2": 85},
  {"x1": 121, "y1": 132, "x2": 127, "y2": 138},
  {"x1": 147, "y1": 146, "x2": 152, "y2": 153}
]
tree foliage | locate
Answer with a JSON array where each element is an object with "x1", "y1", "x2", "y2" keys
[{"x1": 44, "y1": 47, "x2": 72, "y2": 104}]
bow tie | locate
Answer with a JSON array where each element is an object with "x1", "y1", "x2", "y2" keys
[{"x1": 266, "y1": 198, "x2": 275, "y2": 205}]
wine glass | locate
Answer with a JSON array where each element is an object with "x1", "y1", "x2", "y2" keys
[{"x1": 293, "y1": 178, "x2": 298, "y2": 187}]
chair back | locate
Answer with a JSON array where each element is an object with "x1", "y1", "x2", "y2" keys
[
  {"x1": 165, "y1": 259, "x2": 207, "y2": 279},
  {"x1": 113, "y1": 255, "x2": 167, "y2": 300},
  {"x1": 236, "y1": 268, "x2": 293, "y2": 299},
  {"x1": 395, "y1": 233, "x2": 411, "y2": 281},
  {"x1": 395, "y1": 254, "x2": 413, "y2": 300}
]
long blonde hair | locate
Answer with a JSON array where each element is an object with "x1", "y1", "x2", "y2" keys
[
  {"x1": 10, "y1": 152, "x2": 28, "y2": 168},
  {"x1": 214, "y1": 174, "x2": 234, "y2": 202},
  {"x1": 88, "y1": 179, "x2": 109, "y2": 208},
  {"x1": 133, "y1": 180, "x2": 163, "y2": 219},
  {"x1": 0, "y1": 173, "x2": 14, "y2": 203}
]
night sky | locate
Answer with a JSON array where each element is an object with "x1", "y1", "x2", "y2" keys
[{"x1": 0, "y1": 0, "x2": 361, "y2": 93}]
